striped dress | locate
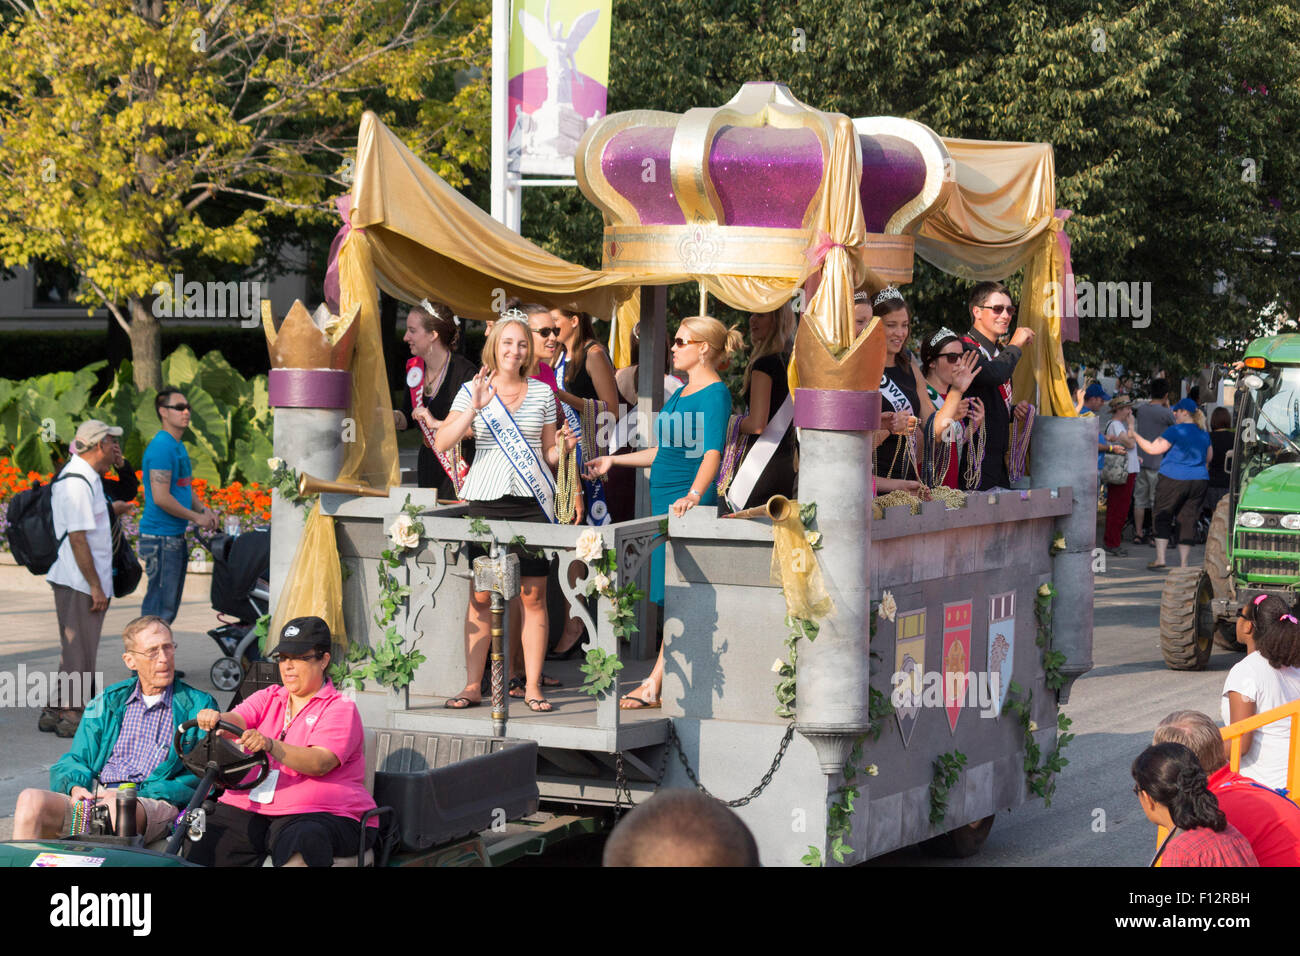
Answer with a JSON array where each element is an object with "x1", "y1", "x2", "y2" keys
[{"x1": 450, "y1": 379, "x2": 557, "y2": 501}]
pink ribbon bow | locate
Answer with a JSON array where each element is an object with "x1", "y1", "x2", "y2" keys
[
  {"x1": 323, "y1": 194, "x2": 360, "y2": 314},
  {"x1": 803, "y1": 231, "x2": 847, "y2": 268}
]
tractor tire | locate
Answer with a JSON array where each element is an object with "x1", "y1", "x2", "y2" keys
[
  {"x1": 919, "y1": 814, "x2": 995, "y2": 859},
  {"x1": 1161, "y1": 568, "x2": 1215, "y2": 670},
  {"x1": 1204, "y1": 497, "x2": 1245, "y2": 651}
]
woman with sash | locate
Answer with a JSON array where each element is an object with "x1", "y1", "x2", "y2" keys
[
  {"x1": 393, "y1": 301, "x2": 477, "y2": 500},
  {"x1": 585, "y1": 316, "x2": 741, "y2": 709},
  {"x1": 868, "y1": 288, "x2": 934, "y2": 491},
  {"x1": 435, "y1": 318, "x2": 576, "y2": 713},
  {"x1": 553, "y1": 308, "x2": 622, "y2": 524},
  {"x1": 721, "y1": 304, "x2": 797, "y2": 510},
  {"x1": 919, "y1": 328, "x2": 985, "y2": 489}
]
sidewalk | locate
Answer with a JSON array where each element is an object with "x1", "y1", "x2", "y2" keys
[{"x1": 0, "y1": 564, "x2": 226, "y2": 839}]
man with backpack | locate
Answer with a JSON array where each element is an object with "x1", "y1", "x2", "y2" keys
[{"x1": 39, "y1": 420, "x2": 122, "y2": 737}]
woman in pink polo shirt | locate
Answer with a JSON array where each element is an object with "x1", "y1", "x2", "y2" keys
[{"x1": 188, "y1": 617, "x2": 376, "y2": 867}]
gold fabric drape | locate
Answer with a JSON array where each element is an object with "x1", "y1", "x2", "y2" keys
[
  {"x1": 270, "y1": 502, "x2": 346, "y2": 654},
  {"x1": 914, "y1": 139, "x2": 1075, "y2": 416},
  {"x1": 769, "y1": 506, "x2": 832, "y2": 620}
]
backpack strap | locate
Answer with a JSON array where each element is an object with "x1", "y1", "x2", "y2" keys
[{"x1": 51, "y1": 470, "x2": 95, "y2": 551}]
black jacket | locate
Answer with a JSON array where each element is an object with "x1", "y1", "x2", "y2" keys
[{"x1": 962, "y1": 329, "x2": 1022, "y2": 490}]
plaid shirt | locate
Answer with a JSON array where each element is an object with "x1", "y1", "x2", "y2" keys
[
  {"x1": 1161, "y1": 823, "x2": 1259, "y2": 867},
  {"x1": 98, "y1": 682, "x2": 174, "y2": 785}
]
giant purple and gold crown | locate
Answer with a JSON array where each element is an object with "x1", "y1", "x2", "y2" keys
[{"x1": 576, "y1": 82, "x2": 953, "y2": 285}]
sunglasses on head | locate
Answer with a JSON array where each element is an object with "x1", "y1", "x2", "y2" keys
[
  {"x1": 978, "y1": 304, "x2": 1016, "y2": 316},
  {"x1": 164, "y1": 403, "x2": 190, "y2": 412},
  {"x1": 531, "y1": 327, "x2": 559, "y2": 338}
]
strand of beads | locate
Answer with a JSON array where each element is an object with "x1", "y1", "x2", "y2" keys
[
  {"x1": 715, "y1": 413, "x2": 745, "y2": 494},
  {"x1": 964, "y1": 420, "x2": 987, "y2": 489},
  {"x1": 1008, "y1": 404, "x2": 1036, "y2": 482},
  {"x1": 555, "y1": 435, "x2": 579, "y2": 524}
]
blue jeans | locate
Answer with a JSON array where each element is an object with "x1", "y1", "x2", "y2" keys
[{"x1": 139, "y1": 534, "x2": 189, "y2": 624}]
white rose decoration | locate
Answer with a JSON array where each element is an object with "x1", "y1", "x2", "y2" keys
[
  {"x1": 388, "y1": 514, "x2": 420, "y2": 550},
  {"x1": 576, "y1": 528, "x2": 604, "y2": 565},
  {"x1": 267, "y1": 457, "x2": 285, "y2": 472},
  {"x1": 878, "y1": 591, "x2": 898, "y2": 623}
]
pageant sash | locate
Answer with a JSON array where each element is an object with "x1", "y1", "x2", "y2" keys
[
  {"x1": 879, "y1": 372, "x2": 914, "y2": 417},
  {"x1": 466, "y1": 384, "x2": 557, "y2": 522},
  {"x1": 555, "y1": 352, "x2": 611, "y2": 525},
  {"x1": 407, "y1": 358, "x2": 467, "y2": 494},
  {"x1": 726, "y1": 395, "x2": 794, "y2": 511}
]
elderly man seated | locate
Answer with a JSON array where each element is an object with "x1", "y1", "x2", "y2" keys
[
  {"x1": 13, "y1": 616, "x2": 217, "y2": 843},
  {"x1": 1154, "y1": 710, "x2": 1300, "y2": 866}
]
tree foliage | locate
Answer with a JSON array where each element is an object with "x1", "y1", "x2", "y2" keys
[
  {"x1": 522, "y1": 0, "x2": 1298, "y2": 379},
  {"x1": 0, "y1": 0, "x2": 490, "y2": 389}
]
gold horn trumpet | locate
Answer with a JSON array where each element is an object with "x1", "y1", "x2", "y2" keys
[
  {"x1": 297, "y1": 472, "x2": 389, "y2": 499},
  {"x1": 721, "y1": 495, "x2": 796, "y2": 522}
]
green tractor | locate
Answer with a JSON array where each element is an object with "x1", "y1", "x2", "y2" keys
[{"x1": 1161, "y1": 334, "x2": 1300, "y2": 669}]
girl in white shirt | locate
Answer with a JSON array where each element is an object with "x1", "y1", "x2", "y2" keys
[
  {"x1": 436, "y1": 317, "x2": 576, "y2": 713},
  {"x1": 1222, "y1": 593, "x2": 1300, "y2": 790}
]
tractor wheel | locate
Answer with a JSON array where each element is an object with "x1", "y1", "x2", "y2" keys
[
  {"x1": 1204, "y1": 497, "x2": 1244, "y2": 651},
  {"x1": 919, "y1": 814, "x2": 995, "y2": 858},
  {"x1": 1161, "y1": 568, "x2": 1215, "y2": 670}
]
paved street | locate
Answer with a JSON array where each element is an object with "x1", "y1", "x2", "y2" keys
[{"x1": 0, "y1": 542, "x2": 1236, "y2": 864}]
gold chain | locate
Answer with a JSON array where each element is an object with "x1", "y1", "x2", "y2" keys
[{"x1": 555, "y1": 434, "x2": 579, "y2": 524}]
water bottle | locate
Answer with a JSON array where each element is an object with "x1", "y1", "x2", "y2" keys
[
  {"x1": 225, "y1": 516, "x2": 242, "y2": 538},
  {"x1": 116, "y1": 783, "x2": 138, "y2": 839}
]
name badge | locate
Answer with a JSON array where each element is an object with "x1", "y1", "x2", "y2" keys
[{"x1": 248, "y1": 769, "x2": 279, "y2": 804}]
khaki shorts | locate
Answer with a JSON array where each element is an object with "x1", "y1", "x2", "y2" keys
[
  {"x1": 1134, "y1": 468, "x2": 1161, "y2": 510},
  {"x1": 62, "y1": 787, "x2": 178, "y2": 843}
]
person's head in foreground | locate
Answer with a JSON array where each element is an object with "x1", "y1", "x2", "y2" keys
[
  {"x1": 1152, "y1": 711, "x2": 1226, "y2": 774},
  {"x1": 602, "y1": 789, "x2": 760, "y2": 867},
  {"x1": 1131, "y1": 742, "x2": 1224, "y2": 832}
]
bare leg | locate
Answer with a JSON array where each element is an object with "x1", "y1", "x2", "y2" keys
[
  {"x1": 553, "y1": 559, "x2": 587, "y2": 654},
  {"x1": 1134, "y1": 507, "x2": 1146, "y2": 541},
  {"x1": 13, "y1": 789, "x2": 69, "y2": 839},
  {"x1": 1178, "y1": 543, "x2": 1191, "y2": 568},
  {"x1": 519, "y1": 576, "x2": 551, "y2": 710},
  {"x1": 620, "y1": 646, "x2": 663, "y2": 709},
  {"x1": 508, "y1": 598, "x2": 524, "y2": 691},
  {"x1": 1154, "y1": 538, "x2": 1168, "y2": 566},
  {"x1": 452, "y1": 590, "x2": 492, "y2": 704}
]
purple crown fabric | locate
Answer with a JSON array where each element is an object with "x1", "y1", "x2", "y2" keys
[{"x1": 859, "y1": 134, "x2": 927, "y2": 233}]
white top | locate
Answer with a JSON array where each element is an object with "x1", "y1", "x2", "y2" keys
[
  {"x1": 1106, "y1": 419, "x2": 1140, "y2": 473},
  {"x1": 1221, "y1": 651, "x2": 1300, "y2": 790},
  {"x1": 451, "y1": 378, "x2": 557, "y2": 501},
  {"x1": 47, "y1": 455, "x2": 112, "y2": 596}
]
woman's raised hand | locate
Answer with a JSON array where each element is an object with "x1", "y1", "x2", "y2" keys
[
  {"x1": 949, "y1": 351, "x2": 980, "y2": 393},
  {"x1": 469, "y1": 367, "x2": 496, "y2": 409}
]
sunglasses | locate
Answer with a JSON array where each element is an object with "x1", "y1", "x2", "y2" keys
[
  {"x1": 937, "y1": 353, "x2": 964, "y2": 364},
  {"x1": 163, "y1": 403, "x2": 191, "y2": 412},
  {"x1": 672, "y1": 337, "x2": 697, "y2": 349},
  {"x1": 977, "y1": 304, "x2": 1016, "y2": 316},
  {"x1": 531, "y1": 327, "x2": 559, "y2": 338},
  {"x1": 270, "y1": 651, "x2": 324, "y2": 664}
]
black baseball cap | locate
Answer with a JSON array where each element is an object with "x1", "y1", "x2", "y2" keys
[{"x1": 276, "y1": 616, "x2": 332, "y2": 656}]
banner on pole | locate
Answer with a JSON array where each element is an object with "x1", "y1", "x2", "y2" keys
[{"x1": 508, "y1": 0, "x2": 612, "y2": 176}]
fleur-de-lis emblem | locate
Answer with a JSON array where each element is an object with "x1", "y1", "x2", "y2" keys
[{"x1": 677, "y1": 225, "x2": 720, "y2": 272}]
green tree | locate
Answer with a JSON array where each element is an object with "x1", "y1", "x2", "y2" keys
[
  {"x1": 522, "y1": 0, "x2": 1298, "y2": 380},
  {"x1": 0, "y1": 0, "x2": 490, "y2": 390}
]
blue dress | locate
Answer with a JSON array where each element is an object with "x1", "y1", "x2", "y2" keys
[{"x1": 648, "y1": 381, "x2": 732, "y2": 604}]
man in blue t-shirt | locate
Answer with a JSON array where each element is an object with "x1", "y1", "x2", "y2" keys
[{"x1": 140, "y1": 387, "x2": 217, "y2": 624}]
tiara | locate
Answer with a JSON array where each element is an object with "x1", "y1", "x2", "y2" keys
[
  {"x1": 928, "y1": 327, "x2": 958, "y2": 348},
  {"x1": 499, "y1": 307, "x2": 527, "y2": 322},
  {"x1": 852, "y1": 290, "x2": 871, "y2": 303},
  {"x1": 873, "y1": 286, "x2": 903, "y2": 307},
  {"x1": 420, "y1": 298, "x2": 460, "y2": 327}
]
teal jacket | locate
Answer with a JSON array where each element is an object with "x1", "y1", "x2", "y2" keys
[{"x1": 49, "y1": 678, "x2": 217, "y2": 807}]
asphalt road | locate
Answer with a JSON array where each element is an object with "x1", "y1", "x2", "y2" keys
[{"x1": 0, "y1": 541, "x2": 1233, "y2": 866}]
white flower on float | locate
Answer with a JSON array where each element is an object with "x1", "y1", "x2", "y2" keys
[
  {"x1": 576, "y1": 528, "x2": 604, "y2": 565},
  {"x1": 879, "y1": 591, "x2": 898, "y2": 623},
  {"x1": 388, "y1": 514, "x2": 420, "y2": 550}
]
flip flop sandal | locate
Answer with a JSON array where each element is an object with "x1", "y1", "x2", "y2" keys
[
  {"x1": 444, "y1": 697, "x2": 480, "y2": 709},
  {"x1": 508, "y1": 677, "x2": 526, "y2": 699},
  {"x1": 526, "y1": 698, "x2": 554, "y2": 713},
  {"x1": 619, "y1": 689, "x2": 661, "y2": 710},
  {"x1": 1147, "y1": 561, "x2": 1169, "y2": 571}
]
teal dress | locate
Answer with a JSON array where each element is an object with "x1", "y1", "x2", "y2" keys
[{"x1": 648, "y1": 381, "x2": 732, "y2": 604}]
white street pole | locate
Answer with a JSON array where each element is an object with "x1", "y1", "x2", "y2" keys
[{"x1": 490, "y1": 0, "x2": 509, "y2": 227}]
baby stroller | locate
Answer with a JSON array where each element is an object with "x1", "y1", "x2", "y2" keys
[{"x1": 205, "y1": 529, "x2": 271, "y2": 692}]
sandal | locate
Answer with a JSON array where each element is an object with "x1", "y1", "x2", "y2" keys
[
  {"x1": 619, "y1": 680, "x2": 661, "y2": 710},
  {"x1": 444, "y1": 696, "x2": 480, "y2": 709},
  {"x1": 526, "y1": 698, "x2": 554, "y2": 713},
  {"x1": 1147, "y1": 561, "x2": 1168, "y2": 571},
  {"x1": 510, "y1": 674, "x2": 562, "y2": 698}
]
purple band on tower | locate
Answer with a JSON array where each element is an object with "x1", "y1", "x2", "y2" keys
[
  {"x1": 268, "y1": 369, "x2": 352, "y2": 409},
  {"x1": 793, "y1": 389, "x2": 880, "y2": 431}
]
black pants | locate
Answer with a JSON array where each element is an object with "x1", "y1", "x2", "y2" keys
[
  {"x1": 187, "y1": 802, "x2": 375, "y2": 867},
  {"x1": 1154, "y1": 476, "x2": 1208, "y2": 545}
]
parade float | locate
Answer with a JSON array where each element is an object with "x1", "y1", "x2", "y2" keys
[{"x1": 264, "y1": 83, "x2": 1096, "y2": 865}]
